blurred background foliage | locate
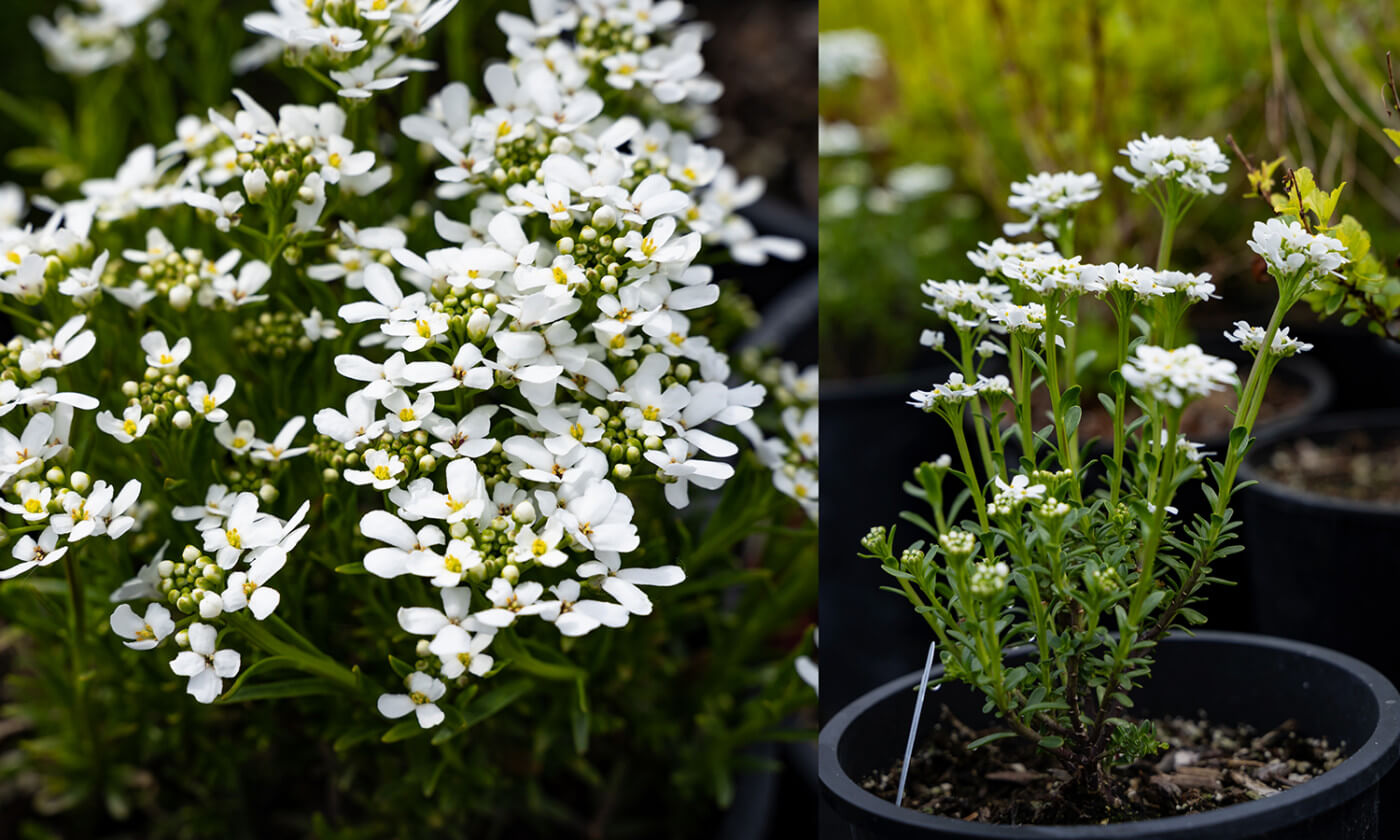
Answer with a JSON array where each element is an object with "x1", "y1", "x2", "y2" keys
[{"x1": 819, "y1": 0, "x2": 1400, "y2": 380}]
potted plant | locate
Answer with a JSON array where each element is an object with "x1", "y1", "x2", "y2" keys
[
  {"x1": 0, "y1": 1, "x2": 818, "y2": 836},
  {"x1": 819, "y1": 132, "x2": 1400, "y2": 835}
]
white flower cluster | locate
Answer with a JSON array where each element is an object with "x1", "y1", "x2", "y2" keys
[
  {"x1": 908, "y1": 372, "x2": 1011, "y2": 411},
  {"x1": 742, "y1": 365, "x2": 817, "y2": 522},
  {"x1": 0, "y1": 315, "x2": 146, "y2": 581},
  {"x1": 1003, "y1": 171, "x2": 1101, "y2": 238},
  {"x1": 817, "y1": 119, "x2": 863, "y2": 158},
  {"x1": 1224, "y1": 320, "x2": 1314, "y2": 358},
  {"x1": 1246, "y1": 218, "x2": 1348, "y2": 288},
  {"x1": 1112, "y1": 134, "x2": 1230, "y2": 197},
  {"x1": 1075, "y1": 263, "x2": 1215, "y2": 301},
  {"x1": 239, "y1": 0, "x2": 456, "y2": 94},
  {"x1": 30, "y1": 0, "x2": 167, "y2": 75},
  {"x1": 817, "y1": 29, "x2": 885, "y2": 86},
  {"x1": 4, "y1": 0, "x2": 804, "y2": 726},
  {"x1": 966, "y1": 238, "x2": 1058, "y2": 279},
  {"x1": 1120, "y1": 344, "x2": 1237, "y2": 409}
]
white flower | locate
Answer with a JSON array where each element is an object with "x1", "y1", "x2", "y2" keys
[
  {"x1": 1004, "y1": 171, "x2": 1100, "y2": 237},
  {"x1": 520, "y1": 579, "x2": 630, "y2": 637},
  {"x1": 1121, "y1": 344, "x2": 1238, "y2": 408},
  {"x1": 346, "y1": 449, "x2": 407, "y2": 490},
  {"x1": 215, "y1": 419, "x2": 258, "y2": 455},
  {"x1": 993, "y1": 474, "x2": 1047, "y2": 506},
  {"x1": 474, "y1": 578, "x2": 545, "y2": 627},
  {"x1": 221, "y1": 547, "x2": 286, "y2": 620},
  {"x1": 1112, "y1": 134, "x2": 1230, "y2": 196},
  {"x1": 377, "y1": 671, "x2": 447, "y2": 728},
  {"x1": 140, "y1": 330, "x2": 191, "y2": 371},
  {"x1": 169, "y1": 622, "x2": 241, "y2": 704},
  {"x1": 183, "y1": 189, "x2": 245, "y2": 232},
  {"x1": 0, "y1": 528, "x2": 66, "y2": 579},
  {"x1": 818, "y1": 29, "x2": 885, "y2": 86},
  {"x1": 360, "y1": 510, "x2": 444, "y2": 578},
  {"x1": 19, "y1": 314, "x2": 97, "y2": 377},
  {"x1": 1246, "y1": 218, "x2": 1348, "y2": 287},
  {"x1": 187, "y1": 375, "x2": 236, "y2": 423},
  {"x1": 1224, "y1": 320, "x2": 1314, "y2": 358},
  {"x1": 575, "y1": 555, "x2": 684, "y2": 616},
  {"x1": 202, "y1": 492, "x2": 281, "y2": 568},
  {"x1": 250, "y1": 417, "x2": 309, "y2": 462},
  {"x1": 97, "y1": 404, "x2": 155, "y2": 443},
  {"x1": 109, "y1": 603, "x2": 174, "y2": 651},
  {"x1": 966, "y1": 238, "x2": 1059, "y2": 279},
  {"x1": 428, "y1": 624, "x2": 495, "y2": 679},
  {"x1": 644, "y1": 438, "x2": 734, "y2": 508},
  {"x1": 2, "y1": 482, "x2": 52, "y2": 522}
]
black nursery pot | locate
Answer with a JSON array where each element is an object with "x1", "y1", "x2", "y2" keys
[
  {"x1": 1239, "y1": 411, "x2": 1400, "y2": 680},
  {"x1": 819, "y1": 632, "x2": 1400, "y2": 839}
]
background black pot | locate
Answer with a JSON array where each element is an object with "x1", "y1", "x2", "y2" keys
[
  {"x1": 819, "y1": 631, "x2": 1400, "y2": 839},
  {"x1": 818, "y1": 359, "x2": 957, "y2": 722}
]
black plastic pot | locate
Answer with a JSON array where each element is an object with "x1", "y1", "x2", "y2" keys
[
  {"x1": 820, "y1": 631, "x2": 1400, "y2": 839},
  {"x1": 1239, "y1": 410, "x2": 1400, "y2": 680},
  {"x1": 819, "y1": 361, "x2": 957, "y2": 722}
]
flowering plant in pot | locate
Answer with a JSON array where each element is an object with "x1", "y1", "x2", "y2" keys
[
  {"x1": 822, "y1": 132, "x2": 1400, "y2": 834},
  {"x1": 0, "y1": 1, "x2": 818, "y2": 836}
]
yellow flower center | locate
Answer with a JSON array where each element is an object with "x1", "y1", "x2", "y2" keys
[
  {"x1": 569, "y1": 422, "x2": 584, "y2": 440},
  {"x1": 496, "y1": 121, "x2": 512, "y2": 138},
  {"x1": 159, "y1": 353, "x2": 174, "y2": 365},
  {"x1": 416, "y1": 319, "x2": 432, "y2": 338},
  {"x1": 328, "y1": 153, "x2": 343, "y2": 168},
  {"x1": 669, "y1": 332, "x2": 684, "y2": 345},
  {"x1": 226, "y1": 528, "x2": 242, "y2": 549},
  {"x1": 372, "y1": 465, "x2": 392, "y2": 480},
  {"x1": 243, "y1": 581, "x2": 258, "y2": 596},
  {"x1": 203, "y1": 395, "x2": 218, "y2": 413},
  {"x1": 446, "y1": 496, "x2": 465, "y2": 512},
  {"x1": 444, "y1": 554, "x2": 462, "y2": 573},
  {"x1": 552, "y1": 266, "x2": 568, "y2": 283},
  {"x1": 531, "y1": 539, "x2": 548, "y2": 557},
  {"x1": 123, "y1": 419, "x2": 139, "y2": 436},
  {"x1": 642, "y1": 406, "x2": 660, "y2": 422},
  {"x1": 6, "y1": 251, "x2": 20, "y2": 264},
  {"x1": 682, "y1": 167, "x2": 697, "y2": 181},
  {"x1": 640, "y1": 237, "x2": 657, "y2": 257},
  {"x1": 409, "y1": 691, "x2": 428, "y2": 705},
  {"x1": 372, "y1": 0, "x2": 388, "y2": 8},
  {"x1": 232, "y1": 437, "x2": 248, "y2": 448},
  {"x1": 398, "y1": 407, "x2": 415, "y2": 422},
  {"x1": 24, "y1": 498, "x2": 42, "y2": 514},
  {"x1": 609, "y1": 333, "x2": 626, "y2": 349}
]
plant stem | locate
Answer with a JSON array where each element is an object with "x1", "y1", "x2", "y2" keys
[{"x1": 62, "y1": 554, "x2": 104, "y2": 793}]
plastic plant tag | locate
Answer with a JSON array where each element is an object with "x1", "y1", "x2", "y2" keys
[{"x1": 896, "y1": 640, "x2": 938, "y2": 808}]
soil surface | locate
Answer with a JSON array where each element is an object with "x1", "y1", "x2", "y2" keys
[
  {"x1": 1256, "y1": 429, "x2": 1400, "y2": 504},
  {"x1": 862, "y1": 705, "x2": 1345, "y2": 825}
]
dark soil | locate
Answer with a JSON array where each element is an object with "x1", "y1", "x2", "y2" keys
[
  {"x1": 1256, "y1": 429, "x2": 1400, "y2": 505},
  {"x1": 862, "y1": 705, "x2": 1345, "y2": 825}
]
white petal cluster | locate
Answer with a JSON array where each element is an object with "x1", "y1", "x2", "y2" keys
[
  {"x1": 1112, "y1": 134, "x2": 1230, "y2": 196},
  {"x1": 1224, "y1": 320, "x2": 1314, "y2": 358},
  {"x1": 818, "y1": 29, "x2": 885, "y2": 86},
  {"x1": 966, "y1": 238, "x2": 1058, "y2": 279},
  {"x1": 740, "y1": 364, "x2": 818, "y2": 522},
  {"x1": 908, "y1": 372, "x2": 1012, "y2": 411},
  {"x1": 29, "y1": 0, "x2": 166, "y2": 75},
  {"x1": 240, "y1": 0, "x2": 456, "y2": 96},
  {"x1": 1003, "y1": 171, "x2": 1101, "y2": 237},
  {"x1": 1246, "y1": 219, "x2": 1348, "y2": 287},
  {"x1": 1120, "y1": 344, "x2": 1237, "y2": 408}
]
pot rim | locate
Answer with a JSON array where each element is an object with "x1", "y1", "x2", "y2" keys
[
  {"x1": 818, "y1": 631, "x2": 1400, "y2": 838},
  {"x1": 1239, "y1": 409, "x2": 1400, "y2": 517}
]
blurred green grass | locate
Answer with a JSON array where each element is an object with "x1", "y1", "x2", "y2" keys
[{"x1": 819, "y1": 0, "x2": 1400, "y2": 379}]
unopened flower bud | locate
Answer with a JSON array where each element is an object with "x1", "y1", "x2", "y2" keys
[
  {"x1": 612, "y1": 463, "x2": 631, "y2": 480},
  {"x1": 169, "y1": 283, "x2": 193, "y2": 310},
  {"x1": 199, "y1": 592, "x2": 223, "y2": 618},
  {"x1": 175, "y1": 629, "x2": 189, "y2": 647},
  {"x1": 182, "y1": 544, "x2": 201, "y2": 563},
  {"x1": 416, "y1": 639, "x2": 432, "y2": 657},
  {"x1": 501, "y1": 564, "x2": 520, "y2": 584},
  {"x1": 591, "y1": 205, "x2": 618, "y2": 231},
  {"x1": 511, "y1": 501, "x2": 536, "y2": 524},
  {"x1": 258, "y1": 483, "x2": 278, "y2": 503},
  {"x1": 467, "y1": 309, "x2": 491, "y2": 342},
  {"x1": 172, "y1": 410, "x2": 192, "y2": 429},
  {"x1": 243, "y1": 168, "x2": 269, "y2": 201},
  {"x1": 449, "y1": 521, "x2": 468, "y2": 540},
  {"x1": 158, "y1": 559, "x2": 175, "y2": 578},
  {"x1": 46, "y1": 466, "x2": 66, "y2": 485}
]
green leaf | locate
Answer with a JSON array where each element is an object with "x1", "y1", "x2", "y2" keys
[
  {"x1": 388, "y1": 656, "x2": 414, "y2": 679},
  {"x1": 334, "y1": 562, "x2": 368, "y2": 575},
  {"x1": 462, "y1": 678, "x2": 532, "y2": 728},
  {"x1": 1038, "y1": 736, "x2": 1064, "y2": 750},
  {"x1": 221, "y1": 678, "x2": 335, "y2": 703},
  {"x1": 381, "y1": 719, "x2": 426, "y2": 743},
  {"x1": 967, "y1": 731, "x2": 1018, "y2": 750}
]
